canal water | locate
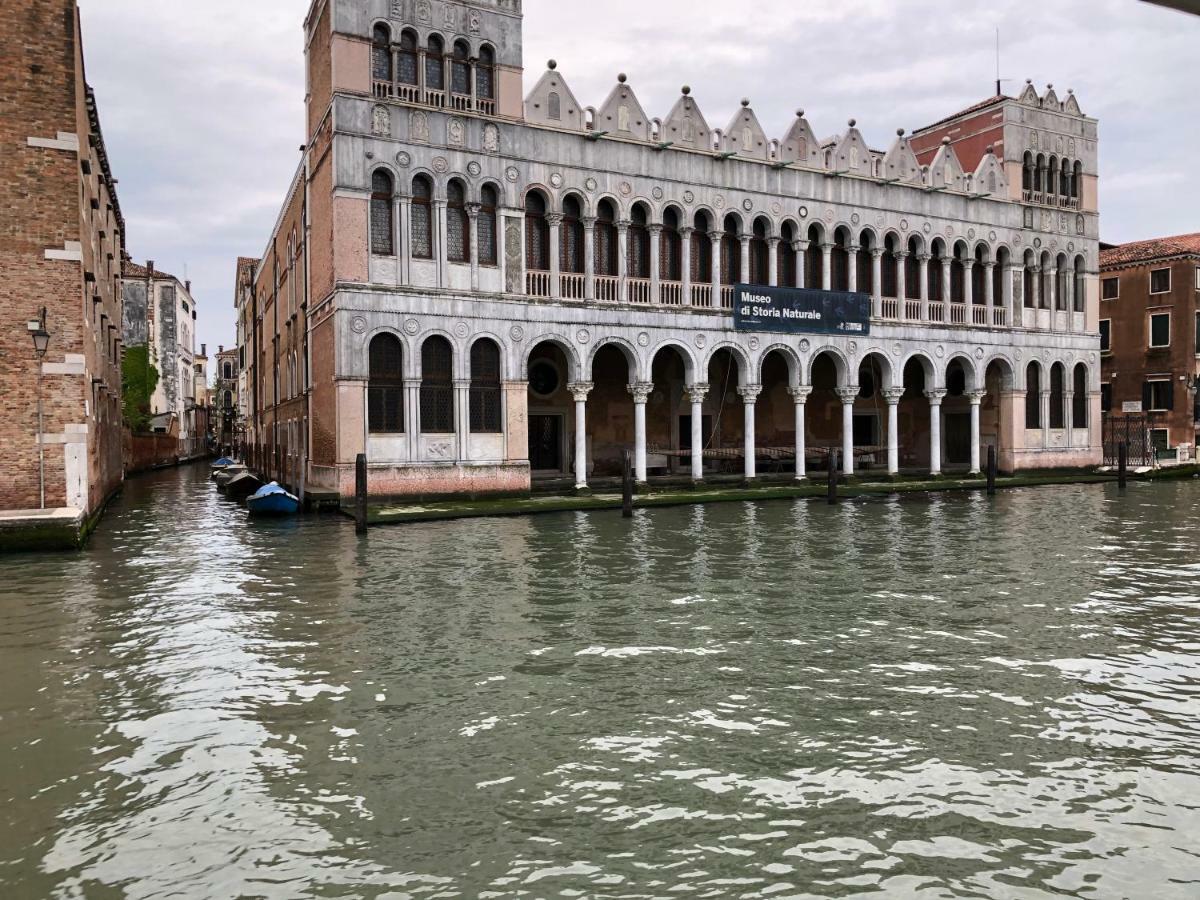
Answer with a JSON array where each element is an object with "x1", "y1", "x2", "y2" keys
[{"x1": 1, "y1": 465, "x2": 1198, "y2": 899}]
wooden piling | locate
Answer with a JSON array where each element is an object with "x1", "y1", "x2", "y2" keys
[
  {"x1": 987, "y1": 445, "x2": 997, "y2": 497},
  {"x1": 355, "y1": 453, "x2": 368, "y2": 534},
  {"x1": 622, "y1": 450, "x2": 634, "y2": 518},
  {"x1": 1118, "y1": 442, "x2": 1127, "y2": 489},
  {"x1": 827, "y1": 449, "x2": 838, "y2": 505}
]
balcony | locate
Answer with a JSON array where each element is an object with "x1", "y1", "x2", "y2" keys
[
  {"x1": 595, "y1": 275, "x2": 619, "y2": 302},
  {"x1": 373, "y1": 81, "x2": 496, "y2": 117}
]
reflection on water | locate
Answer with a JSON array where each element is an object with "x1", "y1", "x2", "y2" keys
[{"x1": 1, "y1": 464, "x2": 1199, "y2": 898}]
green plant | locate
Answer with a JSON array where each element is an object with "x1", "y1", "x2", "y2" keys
[{"x1": 121, "y1": 345, "x2": 159, "y2": 432}]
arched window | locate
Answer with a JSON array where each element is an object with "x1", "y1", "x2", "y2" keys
[
  {"x1": 447, "y1": 179, "x2": 469, "y2": 263},
  {"x1": 1072, "y1": 161, "x2": 1083, "y2": 199},
  {"x1": 476, "y1": 46, "x2": 495, "y2": 101},
  {"x1": 806, "y1": 225, "x2": 824, "y2": 288},
  {"x1": 1074, "y1": 256, "x2": 1086, "y2": 312},
  {"x1": 451, "y1": 40, "x2": 471, "y2": 95},
  {"x1": 856, "y1": 233, "x2": 874, "y2": 295},
  {"x1": 479, "y1": 184, "x2": 498, "y2": 266},
  {"x1": 370, "y1": 169, "x2": 395, "y2": 256},
  {"x1": 661, "y1": 208, "x2": 682, "y2": 281},
  {"x1": 1073, "y1": 364, "x2": 1088, "y2": 427},
  {"x1": 1050, "y1": 363, "x2": 1066, "y2": 429},
  {"x1": 1048, "y1": 156, "x2": 1060, "y2": 200},
  {"x1": 596, "y1": 200, "x2": 618, "y2": 276},
  {"x1": 368, "y1": 333, "x2": 404, "y2": 433},
  {"x1": 972, "y1": 248, "x2": 986, "y2": 304},
  {"x1": 691, "y1": 211, "x2": 711, "y2": 283},
  {"x1": 372, "y1": 24, "x2": 392, "y2": 83},
  {"x1": 420, "y1": 336, "x2": 453, "y2": 434},
  {"x1": 1023, "y1": 152, "x2": 1033, "y2": 193},
  {"x1": 1060, "y1": 159, "x2": 1071, "y2": 198},
  {"x1": 629, "y1": 205, "x2": 651, "y2": 279},
  {"x1": 548, "y1": 92, "x2": 561, "y2": 120},
  {"x1": 223, "y1": 390, "x2": 233, "y2": 409},
  {"x1": 1026, "y1": 364, "x2": 1041, "y2": 428},
  {"x1": 561, "y1": 195, "x2": 584, "y2": 273},
  {"x1": 222, "y1": 362, "x2": 233, "y2": 380},
  {"x1": 720, "y1": 215, "x2": 740, "y2": 285},
  {"x1": 425, "y1": 35, "x2": 444, "y2": 92},
  {"x1": 750, "y1": 218, "x2": 769, "y2": 286},
  {"x1": 411, "y1": 174, "x2": 432, "y2": 259},
  {"x1": 469, "y1": 339, "x2": 502, "y2": 433},
  {"x1": 398, "y1": 30, "x2": 418, "y2": 86},
  {"x1": 929, "y1": 242, "x2": 945, "y2": 303},
  {"x1": 950, "y1": 247, "x2": 966, "y2": 304},
  {"x1": 1035, "y1": 154, "x2": 1046, "y2": 194},
  {"x1": 779, "y1": 222, "x2": 797, "y2": 287},
  {"x1": 831, "y1": 228, "x2": 851, "y2": 292},
  {"x1": 525, "y1": 191, "x2": 550, "y2": 271},
  {"x1": 882, "y1": 234, "x2": 899, "y2": 298},
  {"x1": 905, "y1": 237, "x2": 921, "y2": 300}
]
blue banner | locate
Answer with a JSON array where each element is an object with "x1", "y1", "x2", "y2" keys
[{"x1": 733, "y1": 285, "x2": 871, "y2": 336}]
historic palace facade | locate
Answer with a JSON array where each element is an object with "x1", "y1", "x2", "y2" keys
[{"x1": 254, "y1": 0, "x2": 1102, "y2": 500}]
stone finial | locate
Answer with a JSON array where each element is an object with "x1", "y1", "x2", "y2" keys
[
  {"x1": 796, "y1": 109, "x2": 805, "y2": 118},
  {"x1": 548, "y1": 59, "x2": 557, "y2": 70},
  {"x1": 618, "y1": 73, "x2": 627, "y2": 83},
  {"x1": 1047, "y1": 83, "x2": 1054, "y2": 89},
  {"x1": 942, "y1": 136, "x2": 952, "y2": 145},
  {"x1": 1068, "y1": 88, "x2": 1074, "y2": 94},
  {"x1": 682, "y1": 85, "x2": 691, "y2": 95},
  {"x1": 897, "y1": 128, "x2": 906, "y2": 137},
  {"x1": 741, "y1": 98, "x2": 750, "y2": 107},
  {"x1": 986, "y1": 144, "x2": 994, "y2": 154},
  {"x1": 848, "y1": 118, "x2": 857, "y2": 127},
  {"x1": 1026, "y1": 78, "x2": 1033, "y2": 84}
]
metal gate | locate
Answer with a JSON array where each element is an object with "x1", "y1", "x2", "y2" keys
[{"x1": 1102, "y1": 413, "x2": 1160, "y2": 467}]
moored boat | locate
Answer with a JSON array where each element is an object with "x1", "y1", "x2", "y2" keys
[
  {"x1": 223, "y1": 471, "x2": 264, "y2": 500},
  {"x1": 214, "y1": 465, "x2": 248, "y2": 488},
  {"x1": 247, "y1": 482, "x2": 301, "y2": 517}
]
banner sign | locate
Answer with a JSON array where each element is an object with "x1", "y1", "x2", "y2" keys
[{"x1": 733, "y1": 285, "x2": 871, "y2": 336}]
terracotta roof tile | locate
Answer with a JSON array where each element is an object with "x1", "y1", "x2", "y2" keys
[
  {"x1": 122, "y1": 260, "x2": 178, "y2": 281},
  {"x1": 1100, "y1": 233, "x2": 1200, "y2": 268},
  {"x1": 913, "y1": 95, "x2": 1010, "y2": 136}
]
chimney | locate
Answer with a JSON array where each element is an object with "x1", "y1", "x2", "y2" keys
[
  {"x1": 185, "y1": 280, "x2": 191, "y2": 293},
  {"x1": 147, "y1": 260, "x2": 155, "y2": 278},
  {"x1": 219, "y1": 345, "x2": 224, "y2": 353},
  {"x1": 201, "y1": 343, "x2": 206, "y2": 357}
]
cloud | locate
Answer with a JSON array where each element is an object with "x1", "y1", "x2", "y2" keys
[{"x1": 75, "y1": 0, "x2": 1199, "y2": 354}]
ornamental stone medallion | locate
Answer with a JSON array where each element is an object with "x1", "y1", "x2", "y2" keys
[
  {"x1": 799, "y1": 339, "x2": 811, "y2": 353},
  {"x1": 576, "y1": 329, "x2": 591, "y2": 344},
  {"x1": 799, "y1": 206, "x2": 809, "y2": 219},
  {"x1": 618, "y1": 182, "x2": 633, "y2": 197},
  {"x1": 742, "y1": 199, "x2": 754, "y2": 212},
  {"x1": 505, "y1": 166, "x2": 520, "y2": 182},
  {"x1": 482, "y1": 124, "x2": 500, "y2": 153},
  {"x1": 467, "y1": 161, "x2": 482, "y2": 176},
  {"x1": 432, "y1": 156, "x2": 449, "y2": 174},
  {"x1": 396, "y1": 151, "x2": 411, "y2": 168},
  {"x1": 549, "y1": 173, "x2": 564, "y2": 188},
  {"x1": 404, "y1": 319, "x2": 420, "y2": 336},
  {"x1": 935, "y1": 345, "x2": 946, "y2": 359},
  {"x1": 652, "y1": 187, "x2": 664, "y2": 201},
  {"x1": 585, "y1": 177, "x2": 598, "y2": 193},
  {"x1": 714, "y1": 195, "x2": 725, "y2": 209},
  {"x1": 454, "y1": 322, "x2": 469, "y2": 338},
  {"x1": 351, "y1": 316, "x2": 367, "y2": 334},
  {"x1": 975, "y1": 347, "x2": 985, "y2": 359},
  {"x1": 509, "y1": 325, "x2": 524, "y2": 342},
  {"x1": 749, "y1": 337, "x2": 760, "y2": 351},
  {"x1": 637, "y1": 332, "x2": 650, "y2": 347},
  {"x1": 772, "y1": 202, "x2": 783, "y2": 215},
  {"x1": 694, "y1": 334, "x2": 707, "y2": 349},
  {"x1": 683, "y1": 190, "x2": 695, "y2": 204},
  {"x1": 892, "y1": 343, "x2": 903, "y2": 357},
  {"x1": 851, "y1": 213, "x2": 861, "y2": 226},
  {"x1": 900, "y1": 219, "x2": 909, "y2": 231}
]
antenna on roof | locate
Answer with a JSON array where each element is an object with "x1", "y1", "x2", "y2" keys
[{"x1": 995, "y1": 27, "x2": 1012, "y2": 97}]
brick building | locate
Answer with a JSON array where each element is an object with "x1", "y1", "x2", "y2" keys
[
  {"x1": 245, "y1": 0, "x2": 1102, "y2": 502},
  {"x1": 214, "y1": 345, "x2": 242, "y2": 452},
  {"x1": 0, "y1": 0, "x2": 125, "y2": 531},
  {"x1": 1099, "y1": 234, "x2": 1200, "y2": 460}
]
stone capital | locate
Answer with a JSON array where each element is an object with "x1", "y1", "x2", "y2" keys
[
  {"x1": 849, "y1": 244, "x2": 861, "y2": 254},
  {"x1": 925, "y1": 389, "x2": 948, "y2": 405},
  {"x1": 966, "y1": 390, "x2": 987, "y2": 404},
  {"x1": 739, "y1": 233, "x2": 753, "y2": 243},
  {"x1": 627, "y1": 381, "x2": 654, "y2": 404},
  {"x1": 465, "y1": 202, "x2": 481, "y2": 219},
  {"x1": 617, "y1": 219, "x2": 631, "y2": 233},
  {"x1": 767, "y1": 236, "x2": 782, "y2": 248},
  {"x1": 789, "y1": 385, "x2": 813, "y2": 403},
  {"x1": 895, "y1": 250, "x2": 910, "y2": 260},
  {"x1": 882, "y1": 387, "x2": 906, "y2": 404},
  {"x1": 582, "y1": 215, "x2": 598, "y2": 228},
  {"x1": 567, "y1": 381, "x2": 594, "y2": 402},
  {"x1": 453, "y1": 378, "x2": 473, "y2": 390},
  {"x1": 403, "y1": 377, "x2": 423, "y2": 389},
  {"x1": 679, "y1": 225, "x2": 695, "y2": 237},
  {"x1": 835, "y1": 386, "x2": 860, "y2": 403},
  {"x1": 686, "y1": 382, "x2": 710, "y2": 404},
  {"x1": 870, "y1": 248, "x2": 884, "y2": 260},
  {"x1": 738, "y1": 384, "x2": 763, "y2": 403},
  {"x1": 708, "y1": 230, "x2": 724, "y2": 242},
  {"x1": 648, "y1": 223, "x2": 664, "y2": 235},
  {"x1": 546, "y1": 213, "x2": 564, "y2": 226},
  {"x1": 917, "y1": 253, "x2": 931, "y2": 263},
  {"x1": 797, "y1": 240, "x2": 811, "y2": 252}
]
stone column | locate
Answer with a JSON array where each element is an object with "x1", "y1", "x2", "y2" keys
[
  {"x1": 768, "y1": 237, "x2": 780, "y2": 287},
  {"x1": 983, "y1": 261, "x2": 995, "y2": 324},
  {"x1": 963, "y1": 260, "x2": 975, "y2": 314},
  {"x1": 968, "y1": 390, "x2": 986, "y2": 474},
  {"x1": 1048, "y1": 266, "x2": 1058, "y2": 315},
  {"x1": 940, "y1": 259, "x2": 952, "y2": 322},
  {"x1": 629, "y1": 381, "x2": 653, "y2": 483},
  {"x1": 398, "y1": 196, "x2": 412, "y2": 285},
  {"x1": 680, "y1": 226, "x2": 693, "y2": 304},
  {"x1": 789, "y1": 386, "x2": 812, "y2": 480},
  {"x1": 836, "y1": 387, "x2": 858, "y2": 476},
  {"x1": 739, "y1": 385, "x2": 762, "y2": 481},
  {"x1": 926, "y1": 389, "x2": 946, "y2": 475},
  {"x1": 848, "y1": 244, "x2": 859, "y2": 293},
  {"x1": 1041, "y1": 390, "x2": 1052, "y2": 449},
  {"x1": 404, "y1": 377, "x2": 422, "y2": 460},
  {"x1": 918, "y1": 254, "x2": 930, "y2": 321},
  {"x1": 871, "y1": 248, "x2": 883, "y2": 316},
  {"x1": 617, "y1": 220, "x2": 630, "y2": 303},
  {"x1": 568, "y1": 381, "x2": 593, "y2": 489},
  {"x1": 687, "y1": 382, "x2": 708, "y2": 481},
  {"x1": 739, "y1": 233, "x2": 751, "y2": 285},
  {"x1": 435, "y1": 199, "x2": 449, "y2": 288},
  {"x1": 1005, "y1": 263, "x2": 1018, "y2": 327},
  {"x1": 883, "y1": 387, "x2": 905, "y2": 476},
  {"x1": 649, "y1": 224, "x2": 662, "y2": 304},
  {"x1": 1032, "y1": 266, "x2": 1042, "y2": 310},
  {"x1": 709, "y1": 231, "x2": 722, "y2": 304},
  {"x1": 796, "y1": 240, "x2": 809, "y2": 289},
  {"x1": 821, "y1": 243, "x2": 833, "y2": 291},
  {"x1": 546, "y1": 212, "x2": 563, "y2": 300},
  {"x1": 454, "y1": 378, "x2": 471, "y2": 461},
  {"x1": 896, "y1": 251, "x2": 908, "y2": 311},
  {"x1": 1064, "y1": 390, "x2": 1074, "y2": 448},
  {"x1": 583, "y1": 215, "x2": 597, "y2": 301},
  {"x1": 467, "y1": 203, "x2": 481, "y2": 292}
]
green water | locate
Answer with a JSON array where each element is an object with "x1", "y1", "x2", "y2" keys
[{"x1": 1, "y1": 465, "x2": 1198, "y2": 898}]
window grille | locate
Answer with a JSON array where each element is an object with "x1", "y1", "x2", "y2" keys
[
  {"x1": 420, "y1": 337, "x2": 454, "y2": 433},
  {"x1": 425, "y1": 36, "x2": 444, "y2": 90},
  {"x1": 1026, "y1": 365, "x2": 1041, "y2": 428},
  {"x1": 476, "y1": 47, "x2": 495, "y2": 100},
  {"x1": 411, "y1": 175, "x2": 433, "y2": 259},
  {"x1": 561, "y1": 199, "x2": 584, "y2": 273},
  {"x1": 525, "y1": 193, "x2": 549, "y2": 271},
  {"x1": 470, "y1": 340, "x2": 502, "y2": 433},
  {"x1": 370, "y1": 170, "x2": 395, "y2": 256},
  {"x1": 398, "y1": 31, "x2": 418, "y2": 85},
  {"x1": 368, "y1": 335, "x2": 404, "y2": 433},
  {"x1": 447, "y1": 180, "x2": 468, "y2": 263},
  {"x1": 479, "y1": 186, "x2": 498, "y2": 266},
  {"x1": 451, "y1": 42, "x2": 470, "y2": 94},
  {"x1": 372, "y1": 25, "x2": 392, "y2": 82}
]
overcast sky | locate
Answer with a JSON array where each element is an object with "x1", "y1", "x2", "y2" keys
[{"x1": 77, "y1": 0, "x2": 1198, "y2": 357}]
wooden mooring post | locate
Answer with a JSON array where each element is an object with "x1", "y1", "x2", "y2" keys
[
  {"x1": 1118, "y1": 442, "x2": 1128, "y2": 490},
  {"x1": 622, "y1": 450, "x2": 634, "y2": 518},
  {"x1": 987, "y1": 445, "x2": 997, "y2": 497},
  {"x1": 355, "y1": 453, "x2": 368, "y2": 535},
  {"x1": 827, "y1": 449, "x2": 839, "y2": 505}
]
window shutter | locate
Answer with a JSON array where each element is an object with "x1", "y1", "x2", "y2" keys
[
  {"x1": 1166, "y1": 380, "x2": 1175, "y2": 411},
  {"x1": 1142, "y1": 381, "x2": 1152, "y2": 410}
]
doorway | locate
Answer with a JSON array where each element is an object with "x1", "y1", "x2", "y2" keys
[{"x1": 529, "y1": 414, "x2": 564, "y2": 472}]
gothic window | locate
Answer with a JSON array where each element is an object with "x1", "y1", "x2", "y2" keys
[
  {"x1": 548, "y1": 92, "x2": 561, "y2": 120},
  {"x1": 1072, "y1": 161, "x2": 1083, "y2": 198},
  {"x1": 1024, "y1": 265, "x2": 1035, "y2": 308},
  {"x1": 398, "y1": 30, "x2": 418, "y2": 85},
  {"x1": 594, "y1": 200, "x2": 617, "y2": 276},
  {"x1": 661, "y1": 207, "x2": 682, "y2": 281},
  {"x1": 479, "y1": 184, "x2": 498, "y2": 266},
  {"x1": 425, "y1": 35, "x2": 445, "y2": 91},
  {"x1": 368, "y1": 334, "x2": 404, "y2": 433},
  {"x1": 470, "y1": 339, "x2": 502, "y2": 433},
  {"x1": 691, "y1": 212, "x2": 711, "y2": 282},
  {"x1": 370, "y1": 169, "x2": 395, "y2": 256},
  {"x1": 476, "y1": 46, "x2": 495, "y2": 100},
  {"x1": 372, "y1": 24, "x2": 392, "y2": 83},
  {"x1": 779, "y1": 222, "x2": 797, "y2": 287},
  {"x1": 561, "y1": 195, "x2": 584, "y2": 273},
  {"x1": 720, "y1": 215, "x2": 740, "y2": 285},
  {"x1": 629, "y1": 206, "x2": 651, "y2": 279},
  {"x1": 831, "y1": 229, "x2": 850, "y2": 292},
  {"x1": 806, "y1": 225, "x2": 824, "y2": 288},
  {"x1": 750, "y1": 218, "x2": 769, "y2": 286},
  {"x1": 1026, "y1": 364, "x2": 1041, "y2": 428},
  {"x1": 1050, "y1": 364, "x2": 1066, "y2": 429},
  {"x1": 420, "y1": 336, "x2": 454, "y2": 434},
  {"x1": 525, "y1": 191, "x2": 550, "y2": 271},
  {"x1": 881, "y1": 235, "x2": 898, "y2": 298},
  {"x1": 857, "y1": 237, "x2": 874, "y2": 294},
  {"x1": 905, "y1": 240, "x2": 920, "y2": 299},
  {"x1": 411, "y1": 174, "x2": 433, "y2": 259},
  {"x1": 451, "y1": 40, "x2": 471, "y2": 95},
  {"x1": 1073, "y1": 364, "x2": 1088, "y2": 427},
  {"x1": 446, "y1": 179, "x2": 469, "y2": 263}
]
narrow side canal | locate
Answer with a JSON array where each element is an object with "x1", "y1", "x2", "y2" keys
[{"x1": 1, "y1": 464, "x2": 1198, "y2": 898}]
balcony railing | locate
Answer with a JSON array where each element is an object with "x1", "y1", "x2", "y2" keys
[
  {"x1": 628, "y1": 277, "x2": 652, "y2": 305},
  {"x1": 949, "y1": 303, "x2": 967, "y2": 326},
  {"x1": 992, "y1": 307, "x2": 1008, "y2": 327},
  {"x1": 720, "y1": 286, "x2": 734, "y2": 309},
  {"x1": 660, "y1": 281, "x2": 684, "y2": 306},
  {"x1": 881, "y1": 298, "x2": 899, "y2": 320},
  {"x1": 595, "y1": 275, "x2": 619, "y2": 302},
  {"x1": 561, "y1": 272, "x2": 585, "y2": 300},
  {"x1": 972, "y1": 305, "x2": 988, "y2": 326},
  {"x1": 690, "y1": 284, "x2": 713, "y2": 308},
  {"x1": 904, "y1": 299, "x2": 922, "y2": 321},
  {"x1": 929, "y1": 301, "x2": 945, "y2": 322},
  {"x1": 373, "y1": 80, "x2": 496, "y2": 116},
  {"x1": 526, "y1": 270, "x2": 550, "y2": 298}
]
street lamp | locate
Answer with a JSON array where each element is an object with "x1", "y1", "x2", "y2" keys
[{"x1": 29, "y1": 308, "x2": 50, "y2": 509}]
